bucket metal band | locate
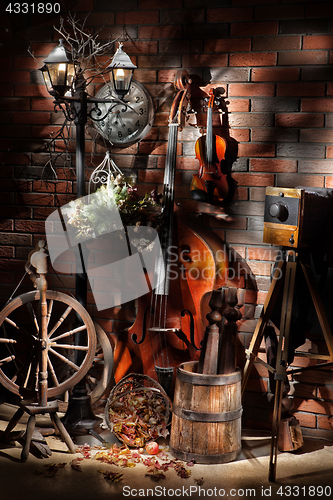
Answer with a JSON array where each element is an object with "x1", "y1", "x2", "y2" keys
[
  {"x1": 172, "y1": 404, "x2": 243, "y2": 423},
  {"x1": 176, "y1": 366, "x2": 241, "y2": 386},
  {"x1": 169, "y1": 445, "x2": 242, "y2": 465}
]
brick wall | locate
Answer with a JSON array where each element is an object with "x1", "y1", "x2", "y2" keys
[{"x1": 1, "y1": 0, "x2": 333, "y2": 438}]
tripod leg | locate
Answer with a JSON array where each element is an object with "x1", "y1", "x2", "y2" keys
[
  {"x1": 269, "y1": 257, "x2": 297, "y2": 481},
  {"x1": 269, "y1": 378, "x2": 284, "y2": 482},
  {"x1": 300, "y1": 261, "x2": 333, "y2": 361},
  {"x1": 242, "y1": 259, "x2": 285, "y2": 395}
]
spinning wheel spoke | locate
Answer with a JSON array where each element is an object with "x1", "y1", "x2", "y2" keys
[
  {"x1": 48, "y1": 305, "x2": 73, "y2": 339},
  {"x1": 0, "y1": 354, "x2": 15, "y2": 367},
  {"x1": 48, "y1": 347, "x2": 81, "y2": 372},
  {"x1": 50, "y1": 324, "x2": 87, "y2": 343},
  {"x1": 49, "y1": 343, "x2": 89, "y2": 351},
  {"x1": 47, "y1": 299, "x2": 53, "y2": 327},
  {"x1": 27, "y1": 302, "x2": 39, "y2": 334},
  {"x1": 47, "y1": 355, "x2": 60, "y2": 387}
]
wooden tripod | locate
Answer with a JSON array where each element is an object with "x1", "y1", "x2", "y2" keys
[{"x1": 242, "y1": 249, "x2": 333, "y2": 482}]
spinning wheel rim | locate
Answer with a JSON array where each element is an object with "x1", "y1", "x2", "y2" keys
[{"x1": 0, "y1": 290, "x2": 97, "y2": 399}]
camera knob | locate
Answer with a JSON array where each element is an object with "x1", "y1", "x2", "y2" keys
[{"x1": 269, "y1": 203, "x2": 288, "y2": 221}]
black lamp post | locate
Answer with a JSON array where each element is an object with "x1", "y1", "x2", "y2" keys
[{"x1": 40, "y1": 40, "x2": 136, "y2": 432}]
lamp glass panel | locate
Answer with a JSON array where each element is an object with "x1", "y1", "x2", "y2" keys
[{"x1": 110, "y1": 68, "x2": 133, "y2": 93}]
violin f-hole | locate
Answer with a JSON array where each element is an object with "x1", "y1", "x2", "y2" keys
[
  {"x1": 181, "y1": 308, "x2": 201, "y2": 351},
  {"x1": 131, "y1": 305, "x2": 151, "y2": 345}
]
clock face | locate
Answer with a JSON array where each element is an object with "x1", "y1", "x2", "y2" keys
[{"x1": 93, "y1": 80, "x2": 154, "y2": 147}]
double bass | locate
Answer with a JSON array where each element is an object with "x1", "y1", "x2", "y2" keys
[
  {"x1": 190, "y1": 88, "x2": 229, "y2": 204},
  {"x1": 113, "y1": 71, "x2": 229, "y2": 395}
]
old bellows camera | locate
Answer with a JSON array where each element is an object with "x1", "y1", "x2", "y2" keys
[{"x1": 263, "y1": 186, "x2": 333, "y2": 249}]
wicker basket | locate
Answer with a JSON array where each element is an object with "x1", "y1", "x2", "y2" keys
[{"x1": 105, "y1": 373, "x2": 171, "y2": 447}]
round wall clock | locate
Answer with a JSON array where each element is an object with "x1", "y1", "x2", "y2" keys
[{"x1": 93, "y1": 80, "x2": 155, "y2": 147}]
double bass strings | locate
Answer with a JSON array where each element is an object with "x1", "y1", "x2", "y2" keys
[{"x1": 147, "y1": 122, "x2": 179, "y2": 375}]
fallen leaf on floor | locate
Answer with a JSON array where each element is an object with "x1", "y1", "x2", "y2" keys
[{"x1": 71, "y1": 459, "x2": 82, "y2": 471}]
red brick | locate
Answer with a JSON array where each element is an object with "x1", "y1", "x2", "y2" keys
[
  {"x1": 32, "y1": 125, "x2": 64, "y2": 138},
  {"x1": 0, "y1": 84, "x2": 13, "y2": 97},
  {"x1": 303, "y1": 35, "x2": 333, "y2": 50},
  {"x1": 139, "y1": 25, "x2": 183, "y2": 39},
  {"x1": 0, "y1": 152, "x2": 29, "y2": 166},
  {"x1": 277, "y1": 83, "x2": 325, "y2": 97},
  {"x1": 251, "y1": 67, "x2": 299, "y2": 82},
  {"x1": 159, "y1": 40, "x2": 190, "y2": 54},
  {"x1": 230, "y1": 52, "x2": 277, "y2": 67},
  {"x1": 31, "y1": 98, "x2": 55, "y2": 111},
  {"x1": 15, "y1": 220, "x2": 46, "y2": 233},
  {"x1": 14, "y1": 84, "x2": 49, "y2": 98},
  {"x1": 250, "y1": 159, "x2": 297, "y2": 173},
  {"x1": 238, "y1": 143, "x2": 275, "y2": 158},
  {"x1": 317, "y1": 415, "x2": 333, "y2": 430},
  {"x1": 278, "y1": 50, "x2": 328, "y2": 66},
  {"x1": 18, "y1": 193, "x2": 55, "y2": 206},
  {"x1": 327, "y1": 82, "x2": 333, "y2": 96},
  {"x1": 255, "y1": 4, "x2": 304, "y2": 20},
  {"x1": 247, "y1": 247, "x2": 280, "y2": 261},
  {"x1": 207, "y1": 7, "x2": 253, "y2": 23},
  {"x1": 138, "y1": 55, "x2": 181, "y2": 68},
  {"x1": 228, "y1": 113, "x2": 273, "y2": 128},
  {"x1": 183, "y1": 54, "x2": 228, "y2": 68},
  {"x1": 139, "y1": 141, "x2": 181, "y2": 156},
  {"x1": 277, "y1": 173, "x2": 324, "y2": 187},
  {"x1": 301, "y1": 98, "x2": 333, "y2": 112},
  {"x1": 250, "y1": 187, "x2": 265, "y2": 202},
  {"x1": 293, "y1": 412, "x2": 316, "y2": 429},
  {"x1": 229, "y1": 83, "x2": 275, "y2": 97},
  {"x1": 301, "y1": 129, "x2": 333, "y2": 143},
  {"x1": 232, "y1": 173, "x2": 274, "y2": 187},
  {"x1": 231, "y1": 21, "x2": 278, "y2": 37},
  {"x1": 229, "y1": 129, "x2": 250, "y2": 142},
  {"x1": 253, "y1": 36, "x2": 301, "y2": 51},
  {"x1": 275, "y1": 113, "x2": 324, "y2": 128},
  {"x1": 205, "y1": 38, "x2": 251, "y2": 53},
  {"x1": 293, "y1": 397, "x2": 333, "y2": 415},
  {"x1": 116, "y1": 11, "x2": 159, "y2": 25},
  {"x1": 227, "y1": 99, "x2": 250, "y2": 112},
  {"x1": 13, "y1": 112, "x2": 51, "y2": 125},
  {"x1": 0, "y1": 70, "x2": 30, "y2": 84}
]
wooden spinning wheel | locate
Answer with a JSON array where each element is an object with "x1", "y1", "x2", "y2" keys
[
  {"x1": 0, "y1": 289, "x2": 97, "y2": 400},
  {"x1": 0, "y1": 242, "x2": 110, "y2": 460}
]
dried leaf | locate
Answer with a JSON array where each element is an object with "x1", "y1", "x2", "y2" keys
[
  {"x1": 100, "y1": 471, "x2": 124, "y2": 482},
  {"x1": 70, "y1": 459, "x2": 82, "y2": 472},
  {"x1": 195, "y1": 478, "x2": 204, "y2": 486},
  {"x1": 145, "y1": 472, "x2": 166, "y2": 481}
]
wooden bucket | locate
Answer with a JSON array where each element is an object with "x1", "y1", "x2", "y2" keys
[{"x1": 169, "y1": 361, "x2": 242, "y2": 464}]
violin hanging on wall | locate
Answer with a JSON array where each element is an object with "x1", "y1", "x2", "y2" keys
[
  {"x1": 113, "y1": 71, "x2": 229, "y2": 395},
  {"x1": 190, "y1": 88, "x2": 230, "y2": 205}
]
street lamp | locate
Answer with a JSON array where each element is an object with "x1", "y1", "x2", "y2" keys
[
  {"x1": 40, "y1": 40, "x2": 136, "y2": 433},
  {"x1": 107, "y1": 42, "x2": 137, "y2": 98},
  {"x1": 41, "y1": 39, "x2": 78, "y2": 97}
]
